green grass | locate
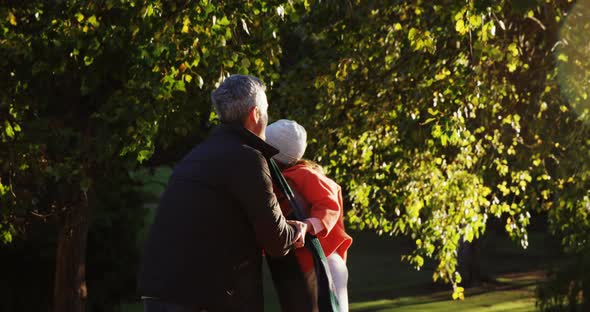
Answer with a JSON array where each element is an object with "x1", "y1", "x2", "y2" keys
[
  {"x1": 126, "y1": 167, "x2": 559, "y2": 311},
  {"x1": 349, "y1": 288, "x2": 536, "y2": 312}
]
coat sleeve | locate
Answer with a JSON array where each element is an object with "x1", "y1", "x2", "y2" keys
[
  {"x1": 229, "y1": 148, "x2": 296, "y2": 257},
  {"x1": 294, "y1": 168, "x2": 342, "y2": 238}
]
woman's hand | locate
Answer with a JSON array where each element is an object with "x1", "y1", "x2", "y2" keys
[{"x1": 304, "y1": 218, "x2": 324, "y2": 235}]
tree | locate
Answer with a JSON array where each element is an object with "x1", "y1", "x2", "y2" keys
[
  {"x1": 273, "y1": 0, "x2": 590, "y2": 302},
  {"x1": 0, "y1": 1, "x2": 298, "y2": 310}
]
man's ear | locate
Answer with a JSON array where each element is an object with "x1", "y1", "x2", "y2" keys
[
  {"x1": 243, "y1": 106, "x2": 258, "y2": 130},
  {"x1": 248, "y1": 106, "x2": 259, "y2": 124}
]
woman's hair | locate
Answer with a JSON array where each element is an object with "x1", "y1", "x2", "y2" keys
[
  {"x1": 296, "y1": 159, "x2": 324, "y2": 174},
  {"x1": 278, "y1": 159, "x2": 325, "y2": 175}
]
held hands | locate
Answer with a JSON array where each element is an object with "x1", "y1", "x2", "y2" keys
[{"x1": 286, "y1": 220, "x2": 308, "y2": 249}]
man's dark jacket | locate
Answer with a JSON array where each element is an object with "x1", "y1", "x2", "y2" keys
[{"x1": 138, "y1": 124, "x2": 297, "y2": 310}]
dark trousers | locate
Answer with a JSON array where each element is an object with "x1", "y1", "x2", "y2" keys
[
  {"x1": 266, "y1": 254, "x2": 316, "y2": 312},
  {"x1": 143, "y1": 298, "x2": 208, "y2": 312}
]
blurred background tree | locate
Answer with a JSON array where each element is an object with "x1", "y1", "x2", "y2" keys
[{"x1": 0, "y1": 1, "x2": 297, "y2": 311}]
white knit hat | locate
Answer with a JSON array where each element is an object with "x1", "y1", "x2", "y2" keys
[{"x1": 265, "y1": 119, "x2": 307, "y2": 165}]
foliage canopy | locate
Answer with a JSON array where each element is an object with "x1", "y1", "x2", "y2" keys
[
  {"x1": 0, "y1": 0, "x2": 297, "y2": 310},
  {"x1": 273, "y1": 0, "x2": 590, "y2": 303}
]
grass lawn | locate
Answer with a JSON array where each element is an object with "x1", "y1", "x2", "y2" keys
[
  {"x1": 349, "y1": 287, "x2": 536, "y2": 312},
  {"x1": 324, "y1": 230, "x2": 549, "y2": 312},
  {"x1": 126, "y1": 167, "x2": 560, "y2": 311}
]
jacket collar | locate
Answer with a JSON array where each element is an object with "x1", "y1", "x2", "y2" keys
[{"x1": 213, "y1": 123, "x2": 279, "y2": 159}]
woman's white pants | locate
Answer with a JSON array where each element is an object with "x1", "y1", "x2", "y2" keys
[{"x1": 327, "y1": 253, "x2": 349, "y2": 312}]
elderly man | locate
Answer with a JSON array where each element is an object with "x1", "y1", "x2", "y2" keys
[{"x1": 138, "y1": 75, "x2": 307, "y2": 311}]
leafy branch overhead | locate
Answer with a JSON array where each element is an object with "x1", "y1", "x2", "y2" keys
[
  {"x1": 273, "y1": 0, "x2": 590, "y2": 300},
  {"x1": 0, "y1": 0, "x2": 295, "y2": 225}
]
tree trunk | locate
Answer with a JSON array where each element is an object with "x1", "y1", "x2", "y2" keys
[
  {"x1": 458, "y1": 239, "x2": 482, "y2": 287},
  {"x1": 583, "y1": 279, "x2": 590, "y2": 312},
  {"x1": 53, "y1": 192, "x2": 90, "y2": 312}
]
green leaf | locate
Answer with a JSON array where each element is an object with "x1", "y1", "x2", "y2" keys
[
  {"x1": 507, "y1": 43, "x2": 519, "y2": 56},
  {"x1": 468, "y1": 15, "x2": 482, "y2": 28},
  {"x1": 87, "y1": 15, "x2": 99, "y2": 27},
  {"x1": 8, "y1": 12, "x2": 17, "y2": 26},
  {"x1": 217, "y1": 16, "x2": 230, "y2": 26},
  {"x1": 241, "y1": 58, "x2": 251, "y2": 68},
  {"x1": 0, "y1": 181, "x2": 7, "y2": 196},
  {"x1": 182, "y1": 16, "x2": 190, "y2": 33},
  {"x1": 455, "y1": 19, "x2": 466, "y2": 35},
  {"x1": 4, "y1": 121, "x2": 14, "y2": 138},
  {"x1": 2, "y1": 231, "x2": 12, "y2": 244},
  {"x1": 84, "y1": 55, "x2": 94, "y2": 66},
  {"x1": 137, "y1": 149, "x2": 151, "y2": 163},
  {"x1": 507, "y1": 60, "x2": 517, "y2": 72},
  {"x1": 175, "y1": 80, "x2": 186, "y2": 92},
  {"x1": 75, "y1": 12, "x2": 84, "y2": 22},
  {"x1": 452, "y1": 286, "x2": 465, "y2": 300},
  {"x1": 145, "y1": 5, "x2": 154, "y2": 17}
]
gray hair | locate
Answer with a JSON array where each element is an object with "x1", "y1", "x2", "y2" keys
[{"x1": 211, "y1": 75, "x2": 267, "y2": 123}]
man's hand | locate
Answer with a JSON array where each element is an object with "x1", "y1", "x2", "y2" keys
[{"x1": 287, "y1": 220, "x2": 307, "y2": 249}]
